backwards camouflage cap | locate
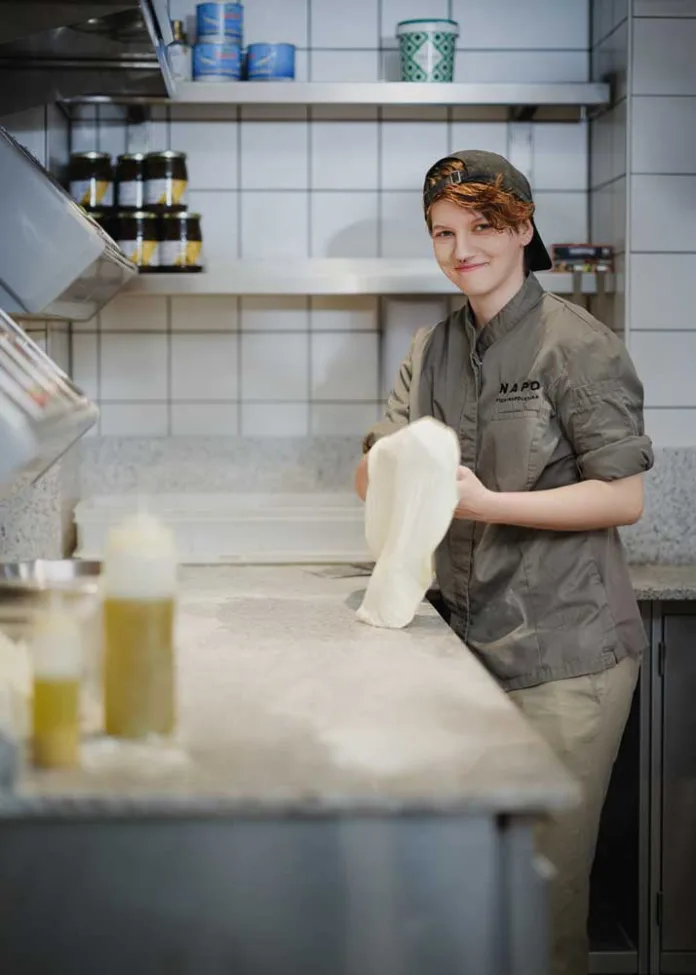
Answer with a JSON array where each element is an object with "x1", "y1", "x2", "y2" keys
[{"x1": 423, "y1": 149, "x2": 552, "y2": 272}]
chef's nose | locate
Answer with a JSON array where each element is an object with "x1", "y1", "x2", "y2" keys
[{"x1": 454, "y1": 230, "x2": 476, "y2": 262}]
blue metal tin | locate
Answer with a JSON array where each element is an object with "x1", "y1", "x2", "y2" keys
[
  {"x1": 246, "y1": 43, "x2": 296, "y2": 81},
  {"x1": 192, "y1": 42, "x2": 242, "y2": 80},
  {"x1": 196, "y1": 2, "x2": 243, "y2": 44}
]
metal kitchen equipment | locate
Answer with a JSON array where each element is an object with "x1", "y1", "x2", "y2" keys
[
  {"x1": 0, "y1": 560, "x2": 102, "y2": 589},
  {"x1": 0, "y1": 561, "x2": 102, "y2": 653},
  {"x1": 0, "y1": 127, "x2": 137, "y2": 321},
  {"x1": 0, "y1": 0, "x2": 174, "y2": 117},
  {"x1": 0, "y1": 307, "x2": 98, "y2": 492},
  {"x1": 0, "y1": 559, "x2": 102, "y2": 645}
]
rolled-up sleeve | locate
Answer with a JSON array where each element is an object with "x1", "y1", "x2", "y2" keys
[
  {"x1": 556, "y1": 340, "x2": 654, "y2": 481},
  {"x1": 361, "y1": 334, "x2": 415, "y2": 454}
]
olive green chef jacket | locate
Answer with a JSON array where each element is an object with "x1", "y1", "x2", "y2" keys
[{"x1": 363, "y1": 274, "x2": 654, "y2": 691}]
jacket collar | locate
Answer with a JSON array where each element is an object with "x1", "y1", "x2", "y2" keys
[{"x1": 463, "y1": 273, "x2": 545, "y2": 353}]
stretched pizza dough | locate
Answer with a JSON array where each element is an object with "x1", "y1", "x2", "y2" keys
[{"x1": 357, "y1": 417, "x2": 460, "y2": 629}]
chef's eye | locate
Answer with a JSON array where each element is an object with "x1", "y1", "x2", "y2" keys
[
  {"x1": 433, "y1": 229, "x2": 453, "y2": 238},
  {"x1": 473, "y1": 222, "x2": 492, "y2": 232}
]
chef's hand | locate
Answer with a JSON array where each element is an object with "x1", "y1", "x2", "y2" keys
[{"x1": 453, "y1": 465, "x2": 495, "y2": 522}]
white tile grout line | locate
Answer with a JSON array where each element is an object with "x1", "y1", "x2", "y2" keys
[
  {"x1": 95, "y1": 398, "x2": 387, "y2": 405},
  {"x1": 186, "y1": 187, "x2": 590, "y2": 195},
  {"x1": 42, "y1": 105, "x2": 49, "y2": 173},
  {"x1": 374, "y1": 0, "x2": 385, "y2": 428},
  {"x1": 95, "y1": 314, "x2": 103, "y2": 435},
  {"x1": 590, "y1": 173, "x2": 628, "y2": 194},
  {"x1": 592, "y1": 17, "x2": 629, "y2": 54},
  {"x1": 86, "y1": 328, "x2": 386, "y2": 335},
  {"x1": 202, "y1": 44, "x2": 590, "y2": 52},
  {"x1": 625, "y1": 8, "x2": 634, "y2": 353},
  {"x1": 305, "y1": 2, "x2": 321, "y2": 434},
  {"x1": 236, "y1": 103, "x2": 243, "y2": 434},
  {"x1": 166, "y1": 296, "x2": 173, "y2": 435},
  {"x1": 307, "y1": 106, "x2": 314, "y2": 256},
  {"x1": 377, "y1": 0, "x2": 384, "y2": 255}
]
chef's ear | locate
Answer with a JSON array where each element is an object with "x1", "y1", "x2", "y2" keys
[{"x1": 518, "y1": 220, "x2": 534, "y2": 247}]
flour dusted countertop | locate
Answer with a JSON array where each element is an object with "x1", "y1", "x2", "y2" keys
[{"x1": 4, "y1": 565, "x2": 577, "y2": 818}]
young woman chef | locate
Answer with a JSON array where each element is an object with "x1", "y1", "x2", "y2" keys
[{"x1": 355, "y1": 149, "x2": 653, "y2": 975}]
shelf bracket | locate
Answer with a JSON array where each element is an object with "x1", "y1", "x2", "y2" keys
[{"x1": 510, "y1": 105, "x2": 538, "y2": 122}]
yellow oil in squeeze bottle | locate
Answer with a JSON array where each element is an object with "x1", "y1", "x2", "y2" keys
[
  {"x1": 32, "y1": 598, "x2": 82, "y2": 769},
  {"x1": 102, "y1": 511, "x2": 178, "y2": 739}
]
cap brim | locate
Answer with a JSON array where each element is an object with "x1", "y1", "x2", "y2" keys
[{"x1": 526, "y1": 220, "x2": 552, "y2": 272}]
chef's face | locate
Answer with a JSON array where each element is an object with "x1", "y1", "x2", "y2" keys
[{"x1": 429, "y1": 199, "x2": 533, "y2": 298}]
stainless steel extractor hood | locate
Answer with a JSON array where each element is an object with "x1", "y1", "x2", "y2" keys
[{"x1": 0, "y1": 1, "x2": 174, "y2": 117}]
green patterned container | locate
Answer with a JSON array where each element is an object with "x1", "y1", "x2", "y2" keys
[{"x1": 396, "y1": 18, "x2": 459, "y2": 82}]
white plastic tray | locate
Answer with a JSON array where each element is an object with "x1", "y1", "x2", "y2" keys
[{"x1": 74, "y1": 493, "x2": 370, "y2": 565}]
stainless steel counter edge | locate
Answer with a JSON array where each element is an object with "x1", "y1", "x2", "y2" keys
[
  {"x1": 277, "y1": 563, "x2": 696, "y2": 602},
  {"x1": 0, "y1": 787, "x2": 577, "y2": 819}
]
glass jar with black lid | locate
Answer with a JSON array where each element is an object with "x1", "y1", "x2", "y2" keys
[
  {"x1": 144, "y1": 150, "x2": 188, "y2": 211},
  {"x1": 69, "y1": 151, "x2": 114, "y2": 209},
  {"x1": 159, "y1": 212, "x2": 203, "y2": 272},
  {"x1": 115, "y1": 153, "x2": 146, "y2": 210},
  {"x1": 90, "y1": 210, "x2": 118, "y2": 241},
  {"x1": 116, "y1": 211, "x2": 161, "y2": 272}
]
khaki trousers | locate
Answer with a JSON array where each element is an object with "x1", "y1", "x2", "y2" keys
[{"x1": 508, "y1": 655, "x2": 639, "y2": 975}]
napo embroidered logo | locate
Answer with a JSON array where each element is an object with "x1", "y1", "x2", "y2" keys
[{"x1": 496, "y1": 380, "x2": 542, "y2": 406}]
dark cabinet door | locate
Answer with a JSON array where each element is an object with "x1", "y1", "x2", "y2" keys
[{"x1": 661, "y1": 613, "x2": 696, "y2": 955}]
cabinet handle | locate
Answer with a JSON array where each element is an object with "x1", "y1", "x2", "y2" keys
[{"x1": 657, "y1": 641, "x2": 666, "y2": 677}]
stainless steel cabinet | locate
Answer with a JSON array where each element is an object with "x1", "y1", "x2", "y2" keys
[
  {"x1": 588, "y1": 661, "x2": 642, "y2": 974},
  {"x1": 585, "y1": 601, "x2": 691, "y2": 975},
  {"x1": 0, "y1": 815, "x2": 548, "y2": 975},
  {"x1": 658, "y1": 607, "x2": 696, "y2": 974}
]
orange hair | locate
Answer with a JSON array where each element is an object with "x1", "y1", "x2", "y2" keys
[{"x1": 424, "y1": 159, "x2": 535, "y2": 231}]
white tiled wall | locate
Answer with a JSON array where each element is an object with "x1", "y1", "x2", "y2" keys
[
  {"x1": 589, "y1": 0, "x2": 629, "y2": 337},
  {"x1": 2, "y1": 102, "x2": 70, "y2": 179},
  {"x1": 627, "y1": 6, "x2": 696, "y2": 446},
  {"x1": 632, "y1": 16, "x2": 696, "y2": 95},
  {"x1": 168, "y1": 0, "x2": 590, "y2": 81},
  {"x1": 590, "y1": 0, "x2": 628, "y2": 234},
  {"x1": 67, "y1": 0, "x2": 591, "y2": 437}
]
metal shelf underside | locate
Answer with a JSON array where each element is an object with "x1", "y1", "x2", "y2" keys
[
  {"x1": 125, "y1": 261, "x2": 613, "y2": 297},
  {"x1": 61, "y1": 82, "x2": 611, "y2": 121}
]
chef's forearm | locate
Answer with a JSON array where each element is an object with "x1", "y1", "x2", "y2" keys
[
  {"x1": 355, "y1": 455, "x2": 369, "y2": 501},
  {"x1": 480, "y1": 474, "x2": 644, "y2": 531}
]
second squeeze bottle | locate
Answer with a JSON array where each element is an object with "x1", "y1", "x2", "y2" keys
[{"x1": 102, "y1": 511, "x2": 177, "y2": 739}]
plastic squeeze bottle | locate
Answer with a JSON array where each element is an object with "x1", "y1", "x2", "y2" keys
[
  {"x1": 102, "y1": 511, "x2": 178, "y2": 739},
  {"x1": 32, "y1": 596, "x2": 82, "y2": 769}
]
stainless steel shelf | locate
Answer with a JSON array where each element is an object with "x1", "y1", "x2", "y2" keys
[
  {"x1": 172, "y1": 80, "x2": 610, "y2": 108},
  {"x1": 61, "y1": 82, "x2": 610, "y2": 121},
  {"x1": 125, "y1": 261, "x2": 613, "y2": 297}
]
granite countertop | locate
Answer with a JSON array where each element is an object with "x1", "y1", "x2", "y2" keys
[
  {"x1": 2, "y1": 566, "x2": 578, "y2": 819},
  {"x1": 334, "y1": 564, "x2": 696, "y2": 602},
  {"x1": 629, "y1": 564, "x2": 696, "y2": 601}
]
